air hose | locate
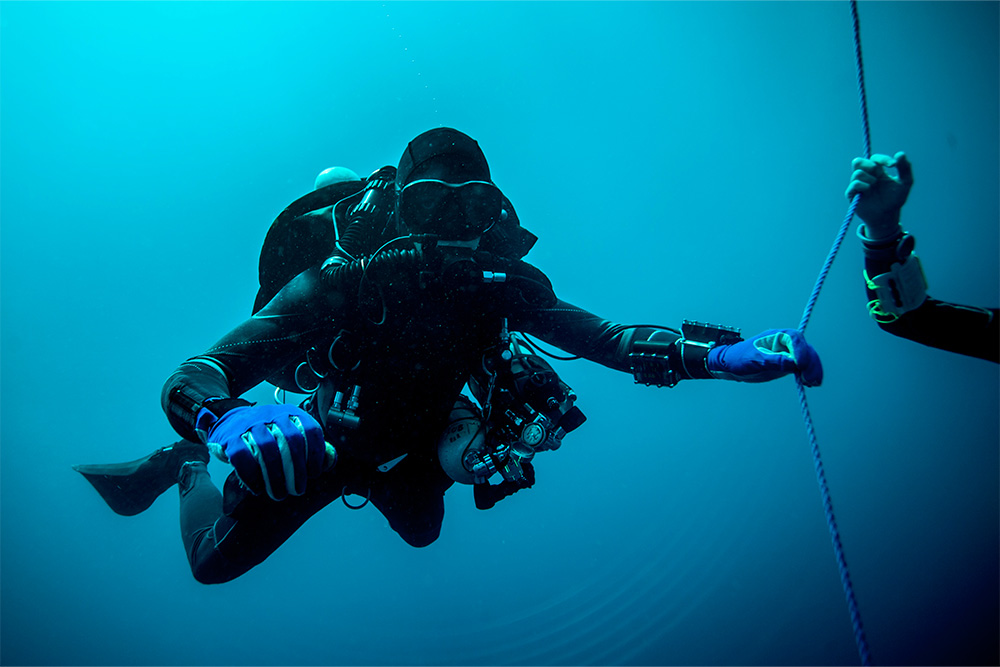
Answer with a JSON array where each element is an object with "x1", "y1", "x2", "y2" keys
[{"x1": 326, "y1": 166, "x2": 398, "y2": 267}]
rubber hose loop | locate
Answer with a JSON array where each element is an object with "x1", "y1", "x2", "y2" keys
[{"x1": 342, "y1": 485, "x2": 371, "y2": 510}]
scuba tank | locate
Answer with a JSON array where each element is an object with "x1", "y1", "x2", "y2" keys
[
  {"x1": 437, "y1": 397, "x2": 489, "y2": 485},
  {"x1": 253, "y1": 178, "x2": 366, "y2": 315}
]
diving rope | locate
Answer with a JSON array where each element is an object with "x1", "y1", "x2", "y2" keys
[{"x1": 795, "y1": 1, "x2": 871, "y2": 664}]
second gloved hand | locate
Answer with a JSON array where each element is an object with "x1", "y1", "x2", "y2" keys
[
  {"x1": 707, "y1": 329, "x2": 823, "y2": 387},
  {"x1": 845, "y1": 152, "x2": 913, "y2": 241},
  {"x1": 197, "y1": 404, "x2": 330, "y2": 501}
]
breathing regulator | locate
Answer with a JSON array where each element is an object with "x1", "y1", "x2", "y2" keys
[{"x1": 437, "y1": 323, "x2": 586, "y2": 487}]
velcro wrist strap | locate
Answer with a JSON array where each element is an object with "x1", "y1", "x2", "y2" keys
[
  {"x1": 860, "y1": 227, "x2": 916, "y2": 265},
  {"x1": 202, "y1": 397, "x2": 254, "y2": 420},
  {"x1": 676, "y1": 340, "x2": 714, "y2": 380},
  {"x1": 865, "y1": 253, "x2": 928, "y2": 322},
  {"x1": 857, "y1": 222, "x2": 903, "y2": 248}
]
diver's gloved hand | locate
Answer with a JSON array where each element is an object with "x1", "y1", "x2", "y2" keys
[
  {"x1": 195, "y1": 404, "x2": 331, "y2": 501},
  {"x1": 845, "y1": 152, "x2": 913, "y2": 242},
  {"x1": 474, "y1": 461, "x2": 535, "y2": 510},
  {"x1": 707, "y1": 329, "x2": 823, "y2": 387}
]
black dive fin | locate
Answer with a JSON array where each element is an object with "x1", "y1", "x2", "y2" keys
[{"x1": 73, "y1": 440, "x2": 209, "y2": 516}]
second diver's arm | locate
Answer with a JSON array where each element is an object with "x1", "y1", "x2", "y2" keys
[
  {"x1": 848, "y1": 151, "x2": 999, "y2": 362},
  {"x1": 861, "y1": 232, "x2": 999, "y2": 362}
]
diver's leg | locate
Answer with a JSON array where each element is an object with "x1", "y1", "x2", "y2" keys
[
  {"x1": 177, "y1": 462, "x2": 226, "y2": 582},
  {"x1": 177, "y1": 460, "x2": 350, "y2": 584},
  {"x1": 368, "y1": 453, "x2": 454, "y2": 548},
  {"x1": 74, "y1": 440, "x2": 210, "y2": 516}
]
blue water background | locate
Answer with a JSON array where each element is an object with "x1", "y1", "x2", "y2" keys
[{"x1": 2, "y1": 2, "x2": 998, "y2": 665}]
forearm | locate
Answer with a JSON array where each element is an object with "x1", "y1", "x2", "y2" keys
[
  {"x1": 860, "y1": 224, "x2": 927, "y2": 322},
  {"x1": 880, "y1": 300, "x2": 998, "y2": 362},
  {"x1": 861, "y1": 230, "x2": 999, "y2": 362},
  {"x1": 162, "y1": 267, "x2": 336, "y2": 440},
  {"x1": 517, "y1": 298, "x2": 819, "y2": 386},
  {"x1": 162, "y1": 357, "x2": 252, "y2": 442},
  {"x1": 162, "y1": 320, "x2": 323, "y2": 440},
  {"x1": 513, "y1": 298, "x2": 680, "y2": 372},
  {"x1": 515, "y1": 299, "x2": 749, "y2": 386}
]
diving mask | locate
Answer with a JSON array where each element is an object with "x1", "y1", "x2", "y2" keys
[{"x1": 397, "y1": 179, "x2": 502, "y2": 241}]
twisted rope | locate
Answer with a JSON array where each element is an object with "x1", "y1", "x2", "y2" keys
[
  {"x1": 794, "y1": 379, "x2": 872, "y2": 665},
  {"x1": 793, "y1": 1, "x2": 872, "y2": 664}
]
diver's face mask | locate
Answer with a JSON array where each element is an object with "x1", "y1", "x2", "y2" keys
[{"x1": 397, "y1": 179, "x2": 502, "y2": 242}]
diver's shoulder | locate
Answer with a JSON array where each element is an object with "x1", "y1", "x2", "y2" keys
[{"x1": 256, "y1": 264, "x2": 343, "y2": 315}]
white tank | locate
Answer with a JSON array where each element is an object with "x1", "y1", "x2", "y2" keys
[{"x1": 437, "y1": 399, "x2": 487, "y2": 484}]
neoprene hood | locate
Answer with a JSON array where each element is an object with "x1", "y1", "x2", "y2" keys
[{"x1": 396, "y1": 128, "x2": 492, "y2": 188}]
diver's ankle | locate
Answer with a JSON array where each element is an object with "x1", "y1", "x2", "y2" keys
[{"x1": 178, "y1": 461, "x2": 209, "y2": 495}]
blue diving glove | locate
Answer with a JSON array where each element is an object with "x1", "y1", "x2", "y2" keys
[
  {"x1": 707, "y1": 329, "x2": 823, "y2": 387},
  {"x1": 195, "y1": 404, "x2": 330, "y2": 501}
]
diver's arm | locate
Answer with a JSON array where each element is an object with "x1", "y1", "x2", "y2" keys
[
  {"x1": 497, "y1": 259, "x2": 684, "y2": 373},
  {"x1": 847, "y1": 154, "x2": 999, "y2": 362},
  {"x1": 842, "y1": 151, "x2": 994, "y2": 359},
  {"x1": 162, "y1": 266, "x2": 342, "y2": 441},
  {"x1": 861, "y1": 236, "x2": 999, "y2": 362},
  {"x1": 878, "y1": 299, "x2": 999, "y2": 362},
  {"x1": 507, "y1": 264, "x2": 821, "y2": 386},
  {"x1": 511, "y1": 297, "x2": 682, "y2": 373}
]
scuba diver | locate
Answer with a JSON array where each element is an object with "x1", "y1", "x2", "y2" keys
[
  {"x1": 847, "y1": 152, "x2": 998, "y2": 362},
  {"x1": 76, "y1": 128, "x2": 822, "y2": 584}
]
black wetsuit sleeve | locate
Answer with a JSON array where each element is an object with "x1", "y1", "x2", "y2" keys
[
  {"x1": 873, "y1": 297, "x2": 998, "y2": 362},
  {"x1": 500, "y1": 262, "x2": 680, "y2": 372},
  {"x1": 512, "y1": 298, "x2": 680, "y2": 372},
  {"x1": 162, "y1": 266, "x2": 343, "y2": 440},
  {"x1": 864, "y1": 254, "x2": 999, "y2": 363}
]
